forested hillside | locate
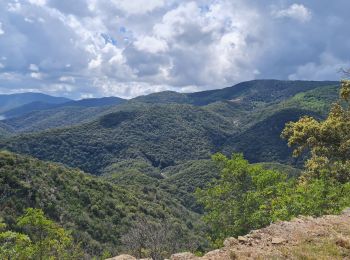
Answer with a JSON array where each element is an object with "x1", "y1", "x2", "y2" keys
[
  {"x1": 0, "y1": 80, "x2": 340, "y2": 174},
  {"x1": 0, "y1": 151, "x2": 206, "y2": 258},
  {"x1": 0, "y1": 79, "x2": 347, "y2": 259}
]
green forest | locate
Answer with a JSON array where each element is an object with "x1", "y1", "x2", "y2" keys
[{"x1": 1, "y1": 80, "x2": 350, "y2": 259}]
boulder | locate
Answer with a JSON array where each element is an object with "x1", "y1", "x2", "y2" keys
[
  {"x1": 271, "y1": 237, "x2": 287, "y2": 245},
  {"x1": 106, "y1": 254, "x2": 136, "y2": 260},
  {"x1": 170, "y1": 252, "x2": 197, "y2": 260},
  {"x1": 238, "y1": 236, "x2": 248, "y2": 243},
  {"x1": 223, "y1": 237, "x2": 239, "y2": 247}
]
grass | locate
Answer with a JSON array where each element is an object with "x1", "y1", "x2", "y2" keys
[{"x1": 278, "y1": 237, "x2": 350, "y2": 260}]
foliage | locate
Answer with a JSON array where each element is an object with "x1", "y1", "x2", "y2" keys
[
  {"x1": 196, "y1": 153, "x2": 350, "y2": 245},
  {"x1": 0, "y1": 104, "x2": 234, "y2": 174},
  {"x1": 223, "y1": 108, "x2": 321, "y2": 165},
  {"x1": 0, "y1": 208, "x2": 82, "y2": 259},
  {"x1": 195, "y1": 153, "x2": 292, "y2": 244},
  {"x1": 282, "y1": 80, "x2": 350, "y2": 183},
  {"x1": 121, "y1": 217, "x2": 200, "y2": 260},
  {"x1": 0, "y1": 151, "x2": 205, "y2": 257},
  {"x1": 255, "y1": 162, "x2": 301, "y2": 178},
  {"x1": 197, "y1": 80, "x2": 350, "y2": 246},
  {"x1": 161, "y1": 160, "x2": 220, "y2": 213}
]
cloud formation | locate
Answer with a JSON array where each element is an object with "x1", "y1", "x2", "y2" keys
[
  {"x1": 0, "y1": 0, "x2": 349, "y2": 99},
  {"x1": 272, "y1": 4, "x2": 312, "y2": 23}
]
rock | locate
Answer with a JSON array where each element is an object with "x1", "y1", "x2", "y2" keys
[
  {"x1": 238, "y1": 236, "x2": 248, "y2": 243},
  {"x1": 106, "y1": 254, "x2": 136, "y2": 260},
  {"x1": 223, "y1": 237, "x2": 239, "y2": 247},
  {"x1": 203, "y1": 249, "x2": 221, "y2": 257},
  {"x1": 271, "y1": 237, "x2": 287, "y2": 245},
  {"x1": 250, "y1": 233, "x2": 262, "y2": 240},
  {"x1": 170, "y1": 252, "x2": 197, "y2": 260}
]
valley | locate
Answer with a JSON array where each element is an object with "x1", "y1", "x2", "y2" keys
[{"x1": 0, "y1": 79, "x2": 346, "y2": 259}]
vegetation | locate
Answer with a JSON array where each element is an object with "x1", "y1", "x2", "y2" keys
[
  {"x1": 0, "y1": 104, "x2": 234, "y2": 174},
  {"x1": 0, "y1": 80, "x2": 340, "y2": 173},
  {"x1": 197, "y1": 80, "x2": 350, "y2": 246},
  {"x1": 0, "y1": 122, "x2": 12, "y2": 138},
  {"x1": 121, "y1": 217, "x2": 200, "y2": 260},
  {"x1": 0, "y1": 151, "x2": 205, "y2": 258},
  {"x1": 0, "y1": 79, "x2": 347, "y2": 259},
  {"x1": 282, "y1": 80, "x2": 350, "y2": 183},
  {"x1": 196, "y1": 153, "x2": 292, "y2": 245},
  {"x1": 0, "y1": 208, "x2": 82, "y2": 259}
]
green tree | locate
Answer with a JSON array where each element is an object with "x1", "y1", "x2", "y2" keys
[
  {"x1": 195, "y1": 153, "x2": 291, "y2": 245},
  {"x1": 0, "y1": 221, "x2": 34, "y2": 260},
  {"x1": 0, "y1": 208, "x2": 82, "y2": 260},
  {"x1": 282, "y1": 80, "x2": 350, "y2": 183}
]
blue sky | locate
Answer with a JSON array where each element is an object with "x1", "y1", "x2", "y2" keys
[{"x1": 0, "y1": 0, "x2": 349, "y2": 99}]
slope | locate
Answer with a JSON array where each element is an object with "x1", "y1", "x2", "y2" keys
[
  {"x1": 0, "y1": 122, "x2": 12, "y2": 138},
  {"x1": 0, "y1": 151, "x2": 205, "y2": 257},
  {"x1": 222, "y1": 108, "x2": 322, "y2": 165},
  {"x1": 0, "y1": 104, "x2": 235, "y2": 174}
]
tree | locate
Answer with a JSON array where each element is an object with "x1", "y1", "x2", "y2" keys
[
  {"x1": 282, "y1": 80, "x2": 350, "y2": 183},
  {"x1": 121, "y1": 217, "x2": 196, "y2": 260},
  {"x1": 0, "y1": 221, "x2": 34, "y2": 260},
  {"x1": 0, "y1": 208, "x2": 83, "y2": 260},
  {"x1": 195, "y1": 153, "x2": 291, "y2": 245}
]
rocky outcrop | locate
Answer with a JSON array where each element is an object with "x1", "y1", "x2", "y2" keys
[{"x1": 109, "y1": 209, "x2": 350, "y2": 259}]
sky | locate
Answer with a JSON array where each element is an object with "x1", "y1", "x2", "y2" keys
[{"x1": 0, "y1": 0, "x2": 349, "y2": 99}]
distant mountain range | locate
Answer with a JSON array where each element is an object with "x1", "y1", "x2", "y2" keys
[
  {"x1": 0, "y1": 79, "x2": 341, "y2": 257},
  {"x1": 0, "y1": 92, "x2": 70, "y2": 115},
  {"x1": 0, "y1": 80, "x2": 339, "y2": 170},
  {"x1": 1, "y1": 95, "x2": 126, "y2": 120}
]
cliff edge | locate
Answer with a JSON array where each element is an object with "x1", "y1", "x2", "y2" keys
[{"x1": 109, "y1": 209, "x2": 350, "y2": 260}]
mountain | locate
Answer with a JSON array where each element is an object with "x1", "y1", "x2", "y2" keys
[
  {"x1": 59, "y1": 96, "x2": 126, "y2": 108},
  {"x1": 3, "y1": 103, "x2": 125, "y2": 133},
  {"x1": 222, "y1": 108, "x2": 323, "y2": 165},
  {"x1": 2, "y1": 96, "x2": 126, "y2": 120},
  {"x1": 0, "y1": 151, "x2": 206, "y2": 257},
  {"x1": 0, "y1": 103, "x2": 235, "y2": 174},
  {"x1": 0, "y1": 79, "x2": 345, "y2": 259},
  {"x1": 0, "y1": 80, "x2": 339, "y2": 134},
  {"x1": 0, "y1": 80, "x2": 341, "y2": 175},
  {"x1": 0, "y1": 92, "x2": 70, "y2": 115},
  {"x1": 133, "y1": 80, "x2": 338, "y2": 106},
  {"x1": 0, "y1": 122, "x2": 12, "y2": 137}
]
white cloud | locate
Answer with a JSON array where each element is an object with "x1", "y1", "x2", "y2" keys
[
  {"x1": 0, "y1": 22, "x2": 4, "y2": 35},
  {"x1": 24, "y1": 17, "x2": 34, "y2": 23},
  {"x1": 134, "y1": 36, "x2": 168, "y2": 53},
  {"x1": 0, "y1": 63, "x2": 4, "y2": 69},
  {"x1": 30, "y1": 72, "x2": 44, "y2": 80},
  {"x1": 289, "y1": 53, "x2": 349, "y2": 80},
  {"x1": 59, "y1": 76, "x2": 75, "y2": 83},
  {"x1": 0, "y1": 0, "x2": 349, "y2": 99},
  {"x1": 29, "y1": 64, "x2": 39, "y2": 71},
  {"x1": 7, "y1": 2, "x2": 21, "y2": 12},
  {"x1": 273, "y1": 4, "x2": 312, "y2": 23},
  {"x1": 112, "y1": 0, "x2": 165, "y2": 15},
  {"x1": 28, "y1": 0, "x2": 47, "y2": 7}
]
